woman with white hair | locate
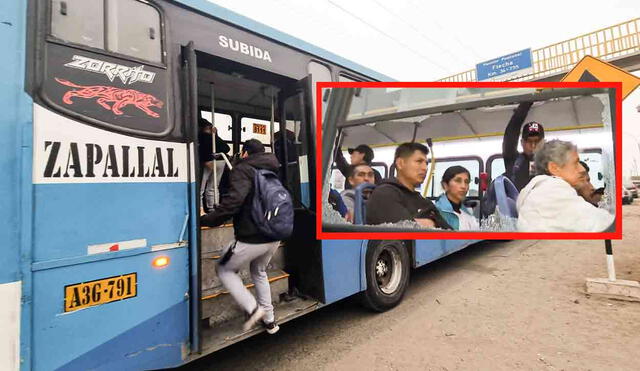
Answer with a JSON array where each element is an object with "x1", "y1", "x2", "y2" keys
[{"x1": 516, "y1": 139, "x2": 614, "y2": 232}]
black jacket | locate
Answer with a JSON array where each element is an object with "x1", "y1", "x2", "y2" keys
[
  {"x1": 334, "y1": 148, "x2": 382, "y2": 189},
  {"x1": 198, "y1": 132, "x2": 230, "y2": 163},
  {"x1": 502, "y1": 102, "x2": 534, "y2": 191},
  {"x1": 200, "y1": 152, "x2": 281, "y2": 243},
  {"x1": 365, "y1": 178, "x2": 452, "y2": 229}
]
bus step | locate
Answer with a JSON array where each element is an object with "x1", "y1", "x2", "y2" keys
[
  {"x1": 200, "y1": 269, "x2": 290, "y2": 326},
  {"x1": 201, "y1": 245, "x2": 286, "y2": 291},
  {"x1": 200, "y1": 224, "x2": 235, "y2": 255},
  {"x1": 196, "y1": 297, "x2": 319, "y2": 357}
]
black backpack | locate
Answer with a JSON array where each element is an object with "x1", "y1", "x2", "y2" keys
[{"x1": 251, "y1": 169, "x2": 294, "y2": 240}]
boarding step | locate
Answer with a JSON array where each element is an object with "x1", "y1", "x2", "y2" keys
[
  {"x1": 200, "y1": 224, "x2": 235, "y2": 255},
  {"x1": 200, "y1": 243, "x2": 286, "y2": 291},
  {"x1": 201, "y1": 268, "x2": 290, "y2": 326},
  {"x1": 195, "y1": 297, "x2": 319, "y2": 357}
]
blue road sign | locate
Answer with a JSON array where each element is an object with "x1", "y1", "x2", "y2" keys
[{"x1": 476, "y1": 48, "x2": 533, "y2": 81}]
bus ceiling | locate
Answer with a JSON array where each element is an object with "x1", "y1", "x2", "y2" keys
[
  {"x1": 195, "y1": 51, "x2": 299, "y2": 118},
  {"x1": 332, "y1": 87, "x2": 613, "y2": 148}
]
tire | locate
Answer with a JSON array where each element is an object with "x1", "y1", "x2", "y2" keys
[{"x1": 361, "y1": 240, "x2": 410, "y2": 312}]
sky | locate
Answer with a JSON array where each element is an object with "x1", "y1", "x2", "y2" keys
[{"x1": 208, "y1": 0, "x2": 640, "y2": 176}]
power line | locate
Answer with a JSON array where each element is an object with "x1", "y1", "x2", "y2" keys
[
  {"x1": 407, "y1": 0, "x2": 483, "y2": 61},
  {"x1": 371, "y1": 0, "x2": 474, "y2": 66},
  {"x1": 326, "y1": 0, "x2": 452, "y2": 75}
]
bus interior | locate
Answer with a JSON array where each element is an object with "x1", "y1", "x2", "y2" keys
[
  {"x1": 192, "y1": 51, "x2": 322, "y2": 353},
  {"x1": 325, "y1": 87, "x2": 616, "y2": 230}
]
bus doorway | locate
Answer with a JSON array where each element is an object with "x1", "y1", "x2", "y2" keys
[{"x1": 187, "y1": 50, "x2": 321, "y2": 356}]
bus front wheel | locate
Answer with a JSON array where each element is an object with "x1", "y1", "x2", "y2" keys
[{"x1": 362, "y1": 240, "x2": 410, "y2": 312}]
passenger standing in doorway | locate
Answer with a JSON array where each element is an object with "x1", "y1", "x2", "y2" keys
[
  {"x1": 502, "y1": 102, "x2": 545, "y2": 191},
  {"x1": 200, "y1": 139, "x2": 282, "y2": 334},
  {"x1": 198, "y1": 117, "x2": 230, "y2": 213}
]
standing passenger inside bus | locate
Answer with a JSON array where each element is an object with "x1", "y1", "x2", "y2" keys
[
  {"x1": 334, "y1": 141, "x2": 382, "y2": 189},
  {"x1": 366, "y1": 143, "x2": 451, "y2": 229},
  {"x1": 198, "y1": 118, "x2": 230, "y2": 213},
  {"x1": 200, "y1": 140, "x2": 282, "y2": 334},
  {"x1": 340, "y1": 163, "x2": 375, "y2": 221},
  {"x1": 502, "y1": 102, "x2": 545, "y2": 191},
  {"x1": 435, "y1": 166, "x2": 479, "y2": 230}
]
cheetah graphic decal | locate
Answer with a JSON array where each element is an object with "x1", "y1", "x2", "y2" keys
[{"x1": 55, "y1": 78, "x2": 164, "y2": 118}]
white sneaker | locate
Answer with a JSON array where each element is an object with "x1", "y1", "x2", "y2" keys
[
  {"x1": 261, "y1": 320, "x2": 280, "y2": 334},
  {"x1": 243, "y1": 306, "x2": 265, "y2": 331}
]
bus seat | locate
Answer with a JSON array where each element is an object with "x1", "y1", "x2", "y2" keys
[
  {"x1": 494, "y1": 175, "x2": 519, "y2": 218},
  {"x1": 481, "y1": 175, "x2": 519, "y2": 219},
  {"x1": 353, "y1": 182, "x2": 376, "y2": 225}
]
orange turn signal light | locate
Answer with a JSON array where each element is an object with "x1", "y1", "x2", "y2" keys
[{"x1": 152, "y1": 256, "x2": 170, "y2": 268}]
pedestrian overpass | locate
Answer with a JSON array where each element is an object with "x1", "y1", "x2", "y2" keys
[{"x1": 439, "y1": 18, "x2": 640, "y2": 82}]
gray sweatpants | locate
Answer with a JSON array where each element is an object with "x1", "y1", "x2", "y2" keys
[
  {"x1": 200, "y1": 160, "x2": 225, "y2": 210},
  {"x1": 217, "y1": 240, "x2": 280, "y2": 323}
]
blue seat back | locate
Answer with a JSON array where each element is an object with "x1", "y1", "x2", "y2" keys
[
  {"x1": 354, "y1": 182, "x2": 376, "y2": 225},
  {"x1": 494, "y1": 175, "x2": 519, "y2": 218}
]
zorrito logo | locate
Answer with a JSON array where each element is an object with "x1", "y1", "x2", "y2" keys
[{"x1": 64, "y1": 55, "x2": 156, "y2": 85}]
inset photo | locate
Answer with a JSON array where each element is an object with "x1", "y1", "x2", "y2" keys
[{"x1": 318, "y1": 82, "x2": 622, "y2": 239}]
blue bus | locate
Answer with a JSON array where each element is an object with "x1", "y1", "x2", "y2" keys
[
  {"x1": 2, "y1": 1, "x2": 616, "y2": 370},
  {"x1": 1, "y1": 0, "x2": 419, "y2": 369}
]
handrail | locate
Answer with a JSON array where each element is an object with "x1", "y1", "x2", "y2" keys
[{"x1": 439, "y1": 18, "x2": 640, "y2": 82}]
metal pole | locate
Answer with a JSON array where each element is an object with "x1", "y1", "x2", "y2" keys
[
  {"x1": 605, "y1": 239, "x2": 616, "y2": 281},
  {"x1": 270, "y1": 88, "x2": 275, "y2": 153},
  {"x1": 210, "y1": 83, "x2": 219, "y2": 207}
]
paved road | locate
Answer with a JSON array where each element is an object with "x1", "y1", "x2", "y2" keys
[{"x1": 180, "y1": 203, "x2": 640, "y2": 371}]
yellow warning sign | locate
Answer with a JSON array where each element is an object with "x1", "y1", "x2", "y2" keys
[{"x1": 561, "y1": 55, "x2": 640, "y2": 99}]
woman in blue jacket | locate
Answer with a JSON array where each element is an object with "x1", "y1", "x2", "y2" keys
[{"x1": 435, "y1": 166, "x2": 479, "y2": 230}]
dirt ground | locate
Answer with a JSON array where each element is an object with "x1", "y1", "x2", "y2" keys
[{"x1": 183, "y1": 202, "x2": 640, "y2": 371}]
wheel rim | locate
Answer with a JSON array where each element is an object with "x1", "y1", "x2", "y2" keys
[{"x1": 375, "y1": 246, "x2": 402, "y2": 295}]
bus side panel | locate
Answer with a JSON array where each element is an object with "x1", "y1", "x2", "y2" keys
[
  {"x1": 414, "y1": 239, "x2": 479, "y2": 268},
  {"x1": 321, "y1": 240, "x2": 365, "y2": 304},
  {"x1": 1, "y1": 0, "x2": 32, "y2": 369},
  {"x1": 32, "y1": 249, "x2": 188, "y2": 370},
  {"x1": 414, "y1": 240, "x2": 449, "y2": 267},
  {"x1": 30, "y1": 106, "x2": 191, "y2": 370}
]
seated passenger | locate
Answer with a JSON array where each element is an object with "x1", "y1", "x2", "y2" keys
[
  {"x1": 334, "y1": 141, "x2": 382, "y2": 189},
  {"x1": 516, "y1": 140, "x2": 614, "y2": 232},
  {"x1": 340, "y1": 163, "x2": 375, "y2": 218},
  {"x1": 575, "y1": 161, "x2": 603, "y2": 206},
  {"x1": 366, "y1": 142, "x2": 452, "y2": 229},
  {"x1": 435, "y1": 166, "x2": 479, "y2": 230}
]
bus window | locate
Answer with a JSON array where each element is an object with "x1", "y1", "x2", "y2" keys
[
  {"x1": 241, "y1": 117, "x2": 278, "y2": 146},
  {"x1": 580, "y1": 151, "x2": 604, "y2": 189},
  {"x1": 421, "y1": 158, "x2": 482, "y2": 199},
  {"x1": 106, "y1": 0, "x2": 162, "y2": 63},
  {"x1": 488, "y1": 155, "x2": 506, "y2": 181},
  {"x1": 51, "y1": 0, "x2": 105, "y2": 49},
  {"x1": 330, "y1": 167, "x2": 347, "y2": 192},
  {"x1": 201, "y1": 111, "x2": 233, "y2": 142}
]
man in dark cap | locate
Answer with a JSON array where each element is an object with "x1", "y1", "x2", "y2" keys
[
  {"x1": 334, "y1": 143, "x2": 382, "y2": 189},
  {"x1": 502, "y1": 102, "x2": 545, "y2": 191}
]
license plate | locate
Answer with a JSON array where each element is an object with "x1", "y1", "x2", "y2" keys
[{"x1": 64, "y1": 273, "x2": 137, "y2": 312}]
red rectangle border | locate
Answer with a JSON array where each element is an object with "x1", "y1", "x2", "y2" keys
[{"x1": 315, "y1": 81, "x2": 623, "y2": 240}]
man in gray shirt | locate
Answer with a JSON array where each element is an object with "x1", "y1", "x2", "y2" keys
[{"x1": 340, "y1": 163, "x2": 375, "y2": 221}]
